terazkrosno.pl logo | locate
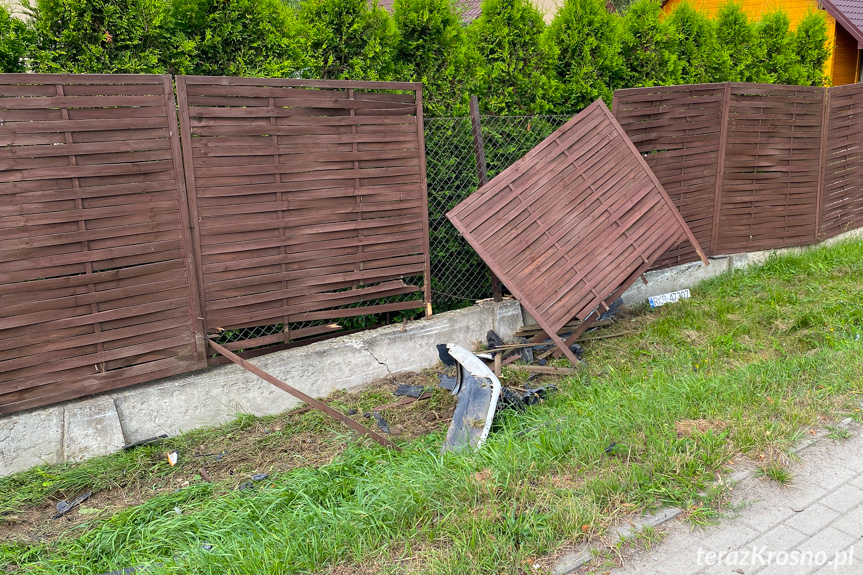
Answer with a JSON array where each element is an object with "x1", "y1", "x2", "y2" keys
[{"x1": 697, "y1": 546, "x2": 855, "y2": 569}]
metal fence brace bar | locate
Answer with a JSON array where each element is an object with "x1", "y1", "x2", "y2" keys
[{"x1": 207, "y1": 339, "x2": 399, "y2": 450}]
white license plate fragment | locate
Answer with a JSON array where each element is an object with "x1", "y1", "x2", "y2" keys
[{"x1": 649, "y1": 289, "x2": 691, "y2": 308}]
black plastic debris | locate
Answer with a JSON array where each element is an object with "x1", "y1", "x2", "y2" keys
[
  {"x1": 522, "y1": 384, "x2": 557, "y2": 406},
  {"x1": 486, "y1": 330, "x2": 504, "y2": 351},
  {"x1": 53, "y1": 491, "x2": 92, "y2": 519},
  {"x1": 346, "y1": 408, "x2": 358, "y2": 416},
  {"x1": 372, "y1": 412, "x2": 390, "y2": 434},
  {"x1": 497, "y1": 388, "x2": 527, "y2": 412},
  {"x1": 519, "y1": 340, "x2": 534, "y2": 364},
  {"x1": 441, "y1": 344, "x2": 501, "y2": 453},
  {"x1": 604, "y1": 441, "x2": 618, "y2": 454},
  {"x1": 237, "y1": 482, "x2": 253, "y2": 491},
  {"x1": 121, "y1": 435, "x2": 168, "y2": 450},
  {"x1": 202, "y1": 544, "x2": 214, "y2": 552},
  {"x1": 569, "y1": 343, "x2": 584, "y2": 360},
  {"x1": 395, "y1": 384, "x2": 426, "y2": 398},
  {"x1": 437, "y1": 343, "x2": 456, "y2": 367},
  {"x1": 598, "y1": 297, "x2": 624, "y2": 321},
  {"x1": 251, "y1": 473, "x2": 268, "y2": 481}
]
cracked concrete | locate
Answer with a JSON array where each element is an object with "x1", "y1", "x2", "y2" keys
[{"x1": 0, "y1": 298, "x2": 522, "y2": 476}]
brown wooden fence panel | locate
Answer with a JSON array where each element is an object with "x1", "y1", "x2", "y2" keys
[
  {"x1": 716, "y1": 83, "x2": 825, "y2": 253},
  {"x1": 448, "y1": 101, "x2": 705, "y2": 364},
  {"x1": 613, "y1": 83, "x2": 727, "y2": 269},
  {"x1": 176, "y1": 76, "x2": 431, "y2": 354},
  {"x1": 821, "y1": 83, "x2": 863, "y2": 239},
  {"x1": 0, "y1": 74, "x2": 206, "y2": 414}
]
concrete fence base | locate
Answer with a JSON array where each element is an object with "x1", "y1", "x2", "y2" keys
[{"x1": 2, "y1": 228, "x2": 860, "y2": 477}]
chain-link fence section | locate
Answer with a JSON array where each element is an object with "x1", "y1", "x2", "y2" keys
[{"x1": 424, "y1": 113, "x2": 573, "y2": 311}]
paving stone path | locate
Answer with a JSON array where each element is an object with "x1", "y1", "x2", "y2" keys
[{"x1": 604, "y1": 424, "x2": 863, "y2": 575}]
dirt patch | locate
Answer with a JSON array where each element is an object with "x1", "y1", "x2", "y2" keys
[
  {"x1": 0, "y1": 369, "x2": 456, "y2": 545},
  {"x1": 674, "y1": 419, "x2": 727, "y2": 438}
]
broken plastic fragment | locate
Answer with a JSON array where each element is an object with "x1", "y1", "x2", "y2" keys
[
  {"x1": 372, "y1": 412, "x2": 390, "y2": 434},
  {"x1": 441, "y1": 344, "x2": 502, "y2": 453},
  {"x1": 166, "y1": 452, "x2": 178, "y2": 466}
]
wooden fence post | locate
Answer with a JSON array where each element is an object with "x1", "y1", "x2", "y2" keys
[
  {"x1": 710, "y1": 82, "x2": 732, "y2": 255},
  {"x1": 815, "y1": 87, "x2": 830, "y2": 242},
  {"x1": 469, "y1": 95, "x2": 503, "y2": 302}
]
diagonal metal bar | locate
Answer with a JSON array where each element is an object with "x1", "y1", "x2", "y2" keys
[{"x1": 207, "y1": 339, "x2": 400, "y2": 450}]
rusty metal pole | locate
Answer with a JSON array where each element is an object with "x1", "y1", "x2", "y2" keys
[{"x1": 469, "y1": 95, "x2": 503, "y2": 302}]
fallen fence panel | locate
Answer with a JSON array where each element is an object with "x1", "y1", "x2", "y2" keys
[{"x1": 447, "y1": 100, "x2": 707, "y2": 364}]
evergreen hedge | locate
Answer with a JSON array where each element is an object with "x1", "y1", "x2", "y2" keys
[{"x1": 7, "y1": 0, "x2": 833, "y2": 114}]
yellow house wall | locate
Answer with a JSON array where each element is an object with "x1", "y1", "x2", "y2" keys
[{"x1": 662, "y1": 0, "x2": 839, "y2": 82}]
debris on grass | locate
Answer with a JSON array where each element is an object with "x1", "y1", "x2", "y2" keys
[
  {"x1": 440, "y1": 344, "x2": 502, "y2": 453},
  {"x1": 52, "y1": 492, "x2": 91, "y2": 520}
]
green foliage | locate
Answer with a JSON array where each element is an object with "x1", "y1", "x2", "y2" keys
[
  {"x1": 667, "y1": 2, "x2": 717, "y2": 84},
  {"x1": 467, "y1": 0, "x2": 556, "y2": 114},
  {"x1": 300, "y1": 0, "x2": 396, "y2": 80},
  {"x1": 794, "y1": 10, "x2": 831, "y2": 86},
  {"x1": 25, "y1": 0, "x2": 169, "y2": 73},
  {"x1": 547, "y1": 0, "x2": 625, "y2": 113},
  {"x1": 714, "y1": 2, "x2": 756, "y2": 81},
  {"x1": 0, "y1": 4, "x2": 28, "y2": 72},
  {"x1": 393, "y1": 0, "x2": 468, "y2": 115},
  {"x1": 166, "y1": 0, "x2": 309, "y2": 77},
  {"x1": 753, "y1": 11, "x2": 804, "y2": 85},
  {"x1": 620, "y1": 0, "x2": 680, "y2": 88}
]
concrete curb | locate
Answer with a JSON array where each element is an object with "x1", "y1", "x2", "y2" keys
[
  {"x1": 0, "y1": 298, "x2": 522, "y2": 477},
  {"x1": 553, "y1": 507, "x2": 684, "y2": 575}
]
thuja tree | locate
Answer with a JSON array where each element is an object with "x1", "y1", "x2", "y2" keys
[
  {"x1": 25, "y1": 0, "x2": 169, "y2": 73},
  {"x1": 0, "y1": 3, "x2": 28, "y2": 72},
  {"x1": 300, "y1": 0, "x2": 397, "y2": 80},
  {"x1": 166, "y1": 0, "x2": 310, "y2": 77},
  {"x1": 620, "y1": 0, "x2": 680, "y2": 87},
  {"x1": 714, "y1": 1, "x2": 756, "y2": 81},
  {"x1": 794, "y1": 10, "x2": 830, "y2": 86},
  {"x1": 467, "y1": 0, "x2": 557, "y2": 115},
  {"x1": 667, "y1": 1, "x2": 718, "y2": 84},
  {"x1": 392, "y1": 0, "x2": 468, "y2": 115},
  {"x1": 752, "y1": 11, "x2": 804, "y2": 84},
  {"x1": 546, "y1": 0, "x2": 625, "y2": 113}
]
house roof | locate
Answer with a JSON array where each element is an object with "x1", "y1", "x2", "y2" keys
[
  {"x1": 820, "y1": 0, "x2": 863, "y2": 48},
  {"x1": 374, "y1": 0, "x2": 483, "y2": 23}
]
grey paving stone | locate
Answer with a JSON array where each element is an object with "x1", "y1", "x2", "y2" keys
[
  {"x1": 795, "y1": 463, "x2": 857, "y2": 491},
  {"x1": 749, "y1": 525, "x2": 809, "y2": 554},
  {"x1": 818, "y1": 483, "x2": 863, "y2": 512},
  {"x1": 782, "y1": 504, "x2": 841, "y2": 536},
  {"x1": 795, "y1": 527, "x2": 857, "y2": 558},
  {"x1": 739, "y1": 499, "x2": 796, "y2": 532},
  {"x1": 699, "y1": 524, "x2": 761, "y2": 552},
  {"x1": 830, "y1": 504, "x2": 863, "y2": 538}
]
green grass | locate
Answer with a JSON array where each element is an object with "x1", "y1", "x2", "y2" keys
[{"x1": 2, "y1": 239, "x2": 863, "y2": 574}]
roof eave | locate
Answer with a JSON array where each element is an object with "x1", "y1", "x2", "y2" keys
[{"x1": 819, "y1": 0, "x2": 863, "y2": 49}]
